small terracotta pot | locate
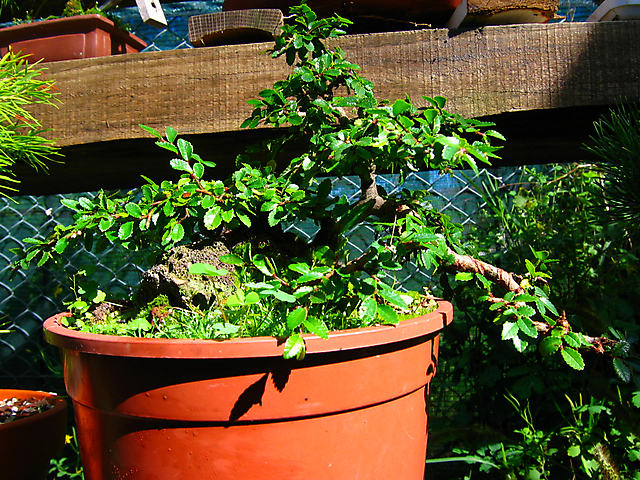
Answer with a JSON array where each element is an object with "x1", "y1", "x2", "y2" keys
[
  {"x1": 44, "y1": 300, "x2": 453, "y2": 480},
  {"x1": 0, "y1": 14, "x2": 147, "y2": 63},
  {"x1": 0, "y1": 389, "x2": 67, "y2": 480}
]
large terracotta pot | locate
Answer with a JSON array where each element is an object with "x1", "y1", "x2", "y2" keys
[
  {"x1": 0, "y1": 389, "x2": 67, "y2": 480},
  {"x1": 44, "y1": 300, "x2": 453, "y2": 480},
  {"x1": 0, "y1": 14, "x2": 147, "y2": 63},
  {"x1": 223, "y1": 0, "x2": 463, "y2": 27}
]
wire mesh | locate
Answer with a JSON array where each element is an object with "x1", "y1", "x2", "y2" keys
[{"x1": 0, "y1": 166, "x2": 525, "y2": 389}]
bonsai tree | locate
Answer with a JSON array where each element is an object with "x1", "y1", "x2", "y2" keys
[
  {"x1": 11, "y1": 2, "x2": 610, "y2": 363},
  {"x1": 0, "y1": 49, "x2": 60, "y2": 195}
]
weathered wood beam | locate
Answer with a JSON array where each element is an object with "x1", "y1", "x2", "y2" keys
[
  {"x1": 32, "y1": 20, "x2": 640, "y2": 145},
  {"x1": 14, "y1": 20, "x2": 640, "y2": 195}
]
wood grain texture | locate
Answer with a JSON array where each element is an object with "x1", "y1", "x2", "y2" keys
[
  {"x1": 32, "y1": 20, "x2": 640, "y2": 148},
  {"x1": 14, "y1": 20, "x2": 639, "y2": 195}
]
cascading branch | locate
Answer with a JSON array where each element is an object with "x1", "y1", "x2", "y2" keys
[{"x1": 11, "y1": 1, "x2": 609, "y2": 365}]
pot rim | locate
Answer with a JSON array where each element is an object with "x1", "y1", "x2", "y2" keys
[
  {"x1": 43, "y1": 300, "x2": 453, "y2": 359},
  {"x1": 0, "y1": 14, "x2": 147, "y2": 49},
  {"x1": 0, "y1": 389, "x2": 67, "y2": 431}
]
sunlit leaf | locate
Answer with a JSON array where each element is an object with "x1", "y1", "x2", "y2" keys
[
  {"x1": 286, "y1": 307, "x2": 307, "y2": 329},
  {"x1": 561, "y1": 347, "x2": 585, "y2": 371},
  {"x1": 283, "y1": 333, "x2": 306, "y2": 360}
]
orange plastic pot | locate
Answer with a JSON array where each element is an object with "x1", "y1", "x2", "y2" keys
[
  {"x1": 0, "y1": 14, "x2": 147, "y2": 63},
  {"x1": 0, "y1": 389, "x2": 67, "y2": 480},
  {"x1": 44, "y1": 300, "x2": 453, "y2": 480}
]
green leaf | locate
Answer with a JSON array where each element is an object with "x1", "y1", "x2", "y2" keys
[
  {"x1": 517, "y1": 317, "x2": 538, "y2": 338},
  {"x1": 37, "y1": 251, "x2": 50, "y2": 267},
  {"x1": 613, "y1": 358, "x2": 632, "y2": 383},
  {"x1": 378, "y1": 287, "x2": 409, "y2": 309},
  {"x1": 170, "y1": 158, "x2": 192, "y2": 173},
  {"x1": 252, "y1": 254, "x2": 272, "y2": 276},
  {"x1": 21, "y1": 237, "x2": 43, "y2": 245},
  {"x1": 59, "y1": 199, "x2": 79, "y2": 211},
  {"x1": 92, "y1": 289, "x2": 107, "y2": 304},
  {"x1": 118, "y1": 221, "x2": 134, "y2": 240},
  {"x1": 567, "y1": 445, "x2": 581, "y2": 458},
  {"x1": 525, "y1": 258, "x2": 536, "y2": 277},
  {"x1": 220, "y1": 254, "x2": 244, "y2": 266},
  {"x1": 139, "y1": 124, "x2": 163, "y2": 139},
  {"x1": 535, "y1": 296, "x2": 559, "y2": 316},
  {"x1": 237, "y1": 211, "x2": 252, "y2": 227},
  {"x1": 358, "y1": 297, "x2": 377, "y2": 322},
  {"x1": 188, "y1": 263, "x2": 229, "y2": 276},
  {"x1": 203, "y1": 209, "x2": 222, "y2": 230},
  {"x1": 377, "y1": 304, "x2": 399, "y2": 324},
  {"x1": 502, "y1": 321, "x2": 519, "y2": 340},
  {"x1": 273, "y1": 290, "x2": 297, "y2": 303},
  {"x1": 286, "y1": 307, "x2": 307, "y2": 329},
  {"x1": 516, "y1": 305, "x2": 536, "y2": 318},
  {"x1": 512, "y1": 335, "x2": 528, "y2": 353},
  {"x1": 455, "y1": 272, "x2": 474, "y2": 282},
  {"x1": 434, "y1": 95, "x2": 447, "y2": 108},
  {"x1": 193, "y1": 162, "x2": 205, "y2": 179},
  {"x1": 225, "y1": 291, "x2": 244, "y2": 307},
  {"x1": 392, "y1": 99, "x2": 411, "y2": 116},
  {"x1": 171, "y1": 223, "x2": 185, "y2": 242},
  {"x1": 244, "y1": 292, "x2": 260, "y2": 305},
  {"x1": 165, "y1": 126, "x2": 178, "y2": 143},
  {"x1": 539, "y1": 336, "x2": 562, "y2": 356},
  {"x1": 486, "y1": 129, "x2": 506, "y2": 141},
  {"x1": 289, "y1": 262, "x2": 310, "y2": 274},
  {"x1": 125, "y1": 202, "x2": 142, "y2": 218},
  {"x1": 222, "y1": 208, "x2": 235, "y2": 223},
  {"x1": 78, "y1": 197, "x2": 94, "y2": 210},
  {"x1": 55, "y1": 237, "x2": 68, "y2": 255},
  {"x1": 513, "y1": 294, "x2": 536, "y2": 302},
  {"x1": 303, "y1": 316, "x2": 329, "y2": 339},
  {"x1": 177, "y1": 138, "x2": 193, "y2": 161},
  {"x1": 141, "y1": 184, "x2": 154, "y2": 201},
  {"x1": 563, "y1": 332, "x2": 582, "y2": 348},
  {"x1": 283, "y1": 333, "x2": 306, "y2": 360},
  {"x1": 296, "y1": 270, "x2": 326, "y2": 284},
  {"x1": 561, "y1": 347, "x2": 585, "y2": 371}
]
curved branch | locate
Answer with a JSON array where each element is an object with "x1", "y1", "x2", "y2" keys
[{"x1": 446, "y1": 248, "x2": 524, "y2": 294}]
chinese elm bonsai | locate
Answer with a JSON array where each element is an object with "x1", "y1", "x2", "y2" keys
[{"x1": 11, "y1": 2, "x2": 609, "y2": 364}]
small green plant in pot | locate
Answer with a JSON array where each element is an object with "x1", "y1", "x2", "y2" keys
[{"x1": 11, "y1": 2, "x2": 612, "y2": 478}]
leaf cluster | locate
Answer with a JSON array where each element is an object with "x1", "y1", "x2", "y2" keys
[{"x1": 11, "y1": 2, "x2": 575, "y2": 362}]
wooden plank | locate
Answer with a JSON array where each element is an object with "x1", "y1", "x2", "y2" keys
[
  {"x1": 31, "y1": 20, "x2": 640, "y2": 148},
  {"x1": 13, "y1": 20, "x2": 639, "y2": 195}
]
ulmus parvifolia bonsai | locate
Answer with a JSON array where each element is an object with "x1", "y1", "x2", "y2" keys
[{"x1": 11, "y1": 2, "x2": 610, "y2": 363}]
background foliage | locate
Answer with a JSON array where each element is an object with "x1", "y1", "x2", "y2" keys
[{"x1": 428, "y1": 155, "x2": 640, "y2": 479}]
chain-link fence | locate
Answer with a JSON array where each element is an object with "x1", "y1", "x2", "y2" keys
[{"x1": 0, "y1": 166, "x2": 527, "y2": 390}]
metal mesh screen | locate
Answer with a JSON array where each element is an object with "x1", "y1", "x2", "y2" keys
[
  {"x1": 0, "y1": 166, "x2": 524, "y2": 389},
  {"x1": 111, "y1": 1, "x2": 224, "y2": 51}
]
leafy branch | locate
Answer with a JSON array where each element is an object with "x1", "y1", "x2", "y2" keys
[{"x1": 10, "y1": 1, "x2": 614, "y2": 366}]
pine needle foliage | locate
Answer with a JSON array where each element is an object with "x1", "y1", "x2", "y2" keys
[
  {"x1": 0, "y1": 50, "x2": 61, "y2": 194},
  {"x1": 587, "y1": 102, "x2": 640, "y2": 230}
]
